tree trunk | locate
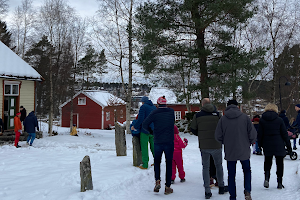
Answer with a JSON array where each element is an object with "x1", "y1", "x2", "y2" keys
[
  {"x1": 126, "y1": 0, "x2": 133, "y2": 134},
  {"x1": 190, "y1": 4, "x2": 209, "y2": 98}
]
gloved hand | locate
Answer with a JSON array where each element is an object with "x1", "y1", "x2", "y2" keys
[
  {"x1": 184, "y1": 138, "x2": 188, "y2": 144},
  {"x1": 37, "y1": 127, "x2": 40, "y2": 131}
]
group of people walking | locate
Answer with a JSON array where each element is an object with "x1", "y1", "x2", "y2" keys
[
  {"x1": 132, "y1": 96, "x2": 294, "y2": 200},
  {"x1": 14, "y1": 106, "x2": 39, "y2": 148}
]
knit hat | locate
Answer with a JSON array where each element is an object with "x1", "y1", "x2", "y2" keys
[
  {"x1": 16, "y1": 112, "x2": 21, "y2": 116},
  {"x1": 227, "y1": 99, "x2": 238, "y2": 106},
  {"x1": 296, "y1": 104, "x2": 300, "y2": 108},
  {"x1": 157, "y1": 96, "x2": 167, "y2": 104},
  {"x1": 141, "y1": 96, "x2": 149, "y2": 102}
]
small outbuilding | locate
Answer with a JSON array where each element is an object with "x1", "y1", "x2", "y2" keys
[
  {"x1": 60, "y1": 90, "x2": 126, "y2": 129},
  {"x1": 0, "y1": 41, "x2": 43, "y2": 131}
]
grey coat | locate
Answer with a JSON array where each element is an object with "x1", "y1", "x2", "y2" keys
[{"x1": 215, "y1": 105, "x2": 257, "y2": 161}]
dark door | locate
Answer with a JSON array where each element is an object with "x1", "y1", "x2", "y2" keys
[
  {"x1": 73, "y1": 114, "x2": 78, "y2": 127},
  {"x1": 4, "y1": 96, "x2": 17, "y2": 130}
]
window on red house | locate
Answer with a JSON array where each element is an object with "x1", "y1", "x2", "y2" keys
[
  {"x1": 174, "y1": 111, "x2": 181, "y2": 120},
  {"x1": 78, "y1": 97, "x2": 86, "y2": 105},
  {"x1": 106, "y1": 112, "x2": 110, "y2": 121}
]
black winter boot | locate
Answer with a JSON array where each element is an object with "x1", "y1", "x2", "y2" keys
[
  {"x1": 264, "y1": 171, "x2": 270, "y2": 188},
  {"x1": 277, "y1": 177, "x2": 284, "y2": 189}
]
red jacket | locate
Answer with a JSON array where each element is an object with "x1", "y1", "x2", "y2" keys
[
  {"x1": 174, "y1": 125, "x2": 188, "y2": 153},
  {"x1": 14, "y1": 116, "x2": 22, "y2": 132}
]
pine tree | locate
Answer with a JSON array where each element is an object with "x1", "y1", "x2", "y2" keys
[
  {"x1": 77, "y1": 45, "x2": 107, "y2": 89},
  {"x1": 135, "y1": 0, "x2": 265, "y2": 100},
  {"x1": 25, "y1": 35, "x2": 55, "y2": 115},
  {"x1": 0, "y1": 20, "x2": 14, "y2": 49}
]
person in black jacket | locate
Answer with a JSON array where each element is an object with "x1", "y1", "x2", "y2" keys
[
  {"x1": 190, "y1": 98, "x2": 226, "y2": 199},
  {"x1": 143, "y1": 96, "x2": 175, "y2": 195},
  {"x1": 24, "y1": 111, "x2": 39, "y2": 146},
  {"x1": 20, "y1": 106, "x2": 27, "y2": 122},
  {"x1": 258, "y1": 103, "x2": 292, "y2": 189}
]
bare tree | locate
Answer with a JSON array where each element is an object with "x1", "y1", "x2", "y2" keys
[
  {"x1": 254, "y1": 0, "x2": 300, "y2": 103},
  {"x1": 91, "y1": 0, "x2": 136, "y2": 133},
  {"x1": 69, "y1": 16, "x2": 89, "y2": 132},
  {"x1": 11, "y1": 0, "x2": 35, "y2": 58},
  {"x1": 37, "y1": 0, "x2": 75, "y2": 135},
  {"x1": 0, "y1": 0, "x2": 9, "y2": 19}
]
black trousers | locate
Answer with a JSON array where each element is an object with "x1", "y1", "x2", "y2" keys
[{"x1": 264, "y1": 155, "x2": 284, "y2": 178}]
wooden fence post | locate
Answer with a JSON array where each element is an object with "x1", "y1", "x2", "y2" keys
[
  {"x1": 115, "y1": 122, "x2": 127, "y2": 156},
  {"x1": 132, "y1": 135, "x2": 142, "y2": 166},
  {"x1": 80, "y1": 155, "x2": 93, "y2": 192}
]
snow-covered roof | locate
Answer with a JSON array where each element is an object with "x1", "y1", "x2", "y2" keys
[
  {"x1": 0, "y1": 41, "x2": 43, "y2": 81},
  {"x1": 84, "y1": 90, "x2": 125, "y2": 107},
  {"x1": 60, "y1": 90, "x2": 125, "y2": 108},
  {"x1": 149, "y1": 87, "x2": 177, "y2": 104}
]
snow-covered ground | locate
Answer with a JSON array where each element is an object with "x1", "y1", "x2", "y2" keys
[{"x1": 0, "y1": 123, "x2": 300, "y2": 200}]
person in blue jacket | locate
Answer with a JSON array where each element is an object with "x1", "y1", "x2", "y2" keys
[
  {"x1": 143, "y1": 96, "x2": 175, "y2": 195},
  {"x1": 292, "y1": 104, "x2": 300, "y2": 148},
  {"x1": 131, "y1": 96, "x2": 156, "y2": 169},
  {"x1": 24, "y1": 111, "x2": 39, "y2": 146}
]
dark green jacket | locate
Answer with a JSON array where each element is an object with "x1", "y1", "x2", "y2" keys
[{"x1": 190, "y1": 104, "x2": 221, "y2": 149}]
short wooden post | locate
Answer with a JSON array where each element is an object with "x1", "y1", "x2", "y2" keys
[
  {"x1": 115, "y1": 122, "x2": 127, "y2": 156},
  {"x1": 80, "y1": 155, "x2": 93, "y2": 192},
  {"x1": 132, "y1": 135, "x2": 142, "y2": 166}
]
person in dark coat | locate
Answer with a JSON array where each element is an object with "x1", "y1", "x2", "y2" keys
[
  {"x1": 279, "y1": 110, "x2": 294, "y2": 149},
  {"x1": 20, "y1": 106, "x2": 27, "y2": 122},
  {"x1": 252, "y1": 115, "x2": 262, "y2": 155},
  {"x1": 131, "y1": 96, "x2": 156, "y2": 169},
  {"x1": 258, "y1": 103, "x2": 292, "y2": 189},
  {"x1": 24, "y1": 111, "x2": 39, "y2": 146},
  {"x1": 143, "y1": 96, "x2": 175, "y2": 195},
  {"x1": 215, "y1": 99, "x2": 257, "y2": 200},
  {"x1": 190, "y1": 98, "x2": 226, "y2": 199}
]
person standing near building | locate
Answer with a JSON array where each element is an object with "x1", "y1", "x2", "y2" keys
[
  {"x1": 131, "y1": 96, "x2": 156, "y2": 169},
  {"x1": 20, "y1": 106, "x2": 27, "y2": 123},
  {"x1": 24, "y1": 111, "x2": 39, "y2": 146},
  {"x1": 14, "y1": 112, "x2": 22, "y2": 148},
  {"x1": 190, "y1": 98, "x2": 226, "y2": 199},
  {"x1": 143, "y1": 96, "x2": 175, "y2": 195},
  {"x1": 215, "y1": 99, "x2": 257, "y2": 200}
]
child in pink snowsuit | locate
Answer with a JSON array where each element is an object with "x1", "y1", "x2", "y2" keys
[{"x1": 171, "y1": 125, "x2": 188, "y2": 183}]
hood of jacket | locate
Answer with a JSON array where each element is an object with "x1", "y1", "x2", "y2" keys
[
  {"x1": 279, "y1": 113, "x2": 286, "y2": 118},
  {"x1": 144, "y1": 100, "x2": 154, "y2": 107},
  {"x1": 224, "y1": 105, "x2": 243, "y2": 119},
  {"x1": 201, "y1": 104, "x2": 215, "y2": 113},
  {"x1": 28, "y1": 111, "x2": 35, "y2": 117},
  {"x1": 262, "y1": 111, "x2": 278, "y2": 121}
]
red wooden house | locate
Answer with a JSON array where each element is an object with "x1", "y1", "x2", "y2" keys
[
  {"x1": 166, "y1": 104, "x2": 200, "y2": 120},
  {"x1": 149, "y1": 87, "x2": 200, "y2": 120},
  {"x1": 60, "y1": 90, "x2": 126, "y2": 129}
]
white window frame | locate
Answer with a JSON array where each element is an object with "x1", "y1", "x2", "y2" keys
[
  {"x1": 106, "y1": 112, "x2": 110, "y2": 121},
  {"x1": 174, "y1": 111, "x2": 181, "y2": 121},
  {"x1": 4, "y1": 82, "x2": 20, "y2": 96},
  {"x1": 78, "y1": 97, "x2": 86, "y2": 105},
  {"x1": 120, "y1": 109, "x2": 123, "y2": 118}
]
